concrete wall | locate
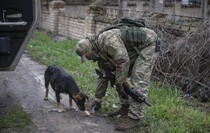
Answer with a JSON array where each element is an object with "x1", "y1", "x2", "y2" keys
[
  {"x1": 135, "y1": 0, "x2": 208, "y2": 18},
  {"x1": 163, "y1": 1, "x2": 202, "y2": 18},
  {"x1": 39, "y1": 1, "x2": 112, "y2": 40},
  {"x1": 39, "y1": 0, "x2": 209, "y2": 41},
  {"x1": 95, "y1": 21, "x2": 110, "y2": 34},
  {"x1": 40, "y1": 11, "x2": 51, "y2": 32},
  {"x1": 64, "y1": 5, "x2": 88, "y2": 18},
  {"x1": 57, "y1": 13, "x2": 85, "y2": 40}
]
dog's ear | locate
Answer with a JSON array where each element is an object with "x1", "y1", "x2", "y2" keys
[
  {"x1": 81, "y1": 92, "x2": 89, "y2": 100},
  {"x1": 73, "y1": 94, "x2": 82, "y2": 101},
  {"x1": 49, "y1": 66, "x2": 55, "y2": 74}
]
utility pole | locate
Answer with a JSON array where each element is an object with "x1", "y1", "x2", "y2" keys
[{"x1": 118, "y1": 0, "x2": 128, "y2": 18}]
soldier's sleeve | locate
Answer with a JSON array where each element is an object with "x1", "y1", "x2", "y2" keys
[{"x1": 105, "y1": 35, "x2": 130, "y2": 85}]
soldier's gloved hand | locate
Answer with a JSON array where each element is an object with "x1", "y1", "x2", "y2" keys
[{"x1": 116, "y1": 84, "x2": 129, "y2": 100}]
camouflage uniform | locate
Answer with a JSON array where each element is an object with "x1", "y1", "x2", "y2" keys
[
  {"x1": 90, "y1": 27, "x2": 158, "y2": 120},
  {"x1": 95, "y1": 28, "x2": 157, "y2": 119}
]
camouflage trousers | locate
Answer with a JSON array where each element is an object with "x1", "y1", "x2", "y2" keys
[
  {"x1": 128, "y1": 44, "x2": 158, "y2": 120},
  {"x1": 94, "y1": 44, "x2": 158, "y2": 120}
]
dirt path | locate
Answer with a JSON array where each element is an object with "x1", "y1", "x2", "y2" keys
[{"x1": 0, "y1": 53, "x2": 121, "y2": 133}]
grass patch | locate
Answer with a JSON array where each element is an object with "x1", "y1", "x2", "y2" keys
[
  {"x1": 142, "y1": 85, "x2": 210, "y2": 133},
  {"x1": 0, "y1": 104, "x2": 31, "y2": 131},
  {"x1": 27, "y1": 30, "x2": 210, "y2": 133}
]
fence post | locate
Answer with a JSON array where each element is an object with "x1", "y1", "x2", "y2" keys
[
  {"x1": 49, "y1": 0, "x2": 65, "y2": 34},
  {"x1": 85, "y1": 1, "x2": 103, "y2": 36},
  {"x1": 118, "y1": 0, "x2": 128, "y2": 18},
  {"x1": 201, "y1": 0, "x2": 208, "y2": 19}
]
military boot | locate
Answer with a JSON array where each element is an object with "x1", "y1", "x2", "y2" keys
[
  {"x1": 115, "y1": 116, "x2": 141, "y2": 131},
  {"x1": 86, "y1": 100, "x2": 101, "y2": 112},
  {"x1": 108, "y1": 103, "x2": 130, "y2": 117}
]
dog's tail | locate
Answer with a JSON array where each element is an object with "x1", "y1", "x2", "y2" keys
[{"x1": 44, "y1": 66, "x2": 52, "y2": 88}]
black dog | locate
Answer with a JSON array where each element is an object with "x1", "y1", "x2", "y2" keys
[{"x1": 44, "y1": 65, "x2": 88, "y2": 112}]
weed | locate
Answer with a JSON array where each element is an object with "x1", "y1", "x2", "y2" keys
[{"x1": 0, "y1": 103, "x2": 31, "y2": 131}]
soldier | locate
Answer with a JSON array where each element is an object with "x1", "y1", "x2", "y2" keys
[{"x1": 75, "y1": 19, "x2": 159, "y2": 131}]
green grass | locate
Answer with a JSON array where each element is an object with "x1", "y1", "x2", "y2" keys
[
  {"x1": 0, "y1": 104, "x2": 31, "y2": 131},
  {"x1": 27, "y1": 30, "x2": 210, "y2": 133},
  {"x1": 143, "y1": 85, "x2": 210, "y2": 133}
]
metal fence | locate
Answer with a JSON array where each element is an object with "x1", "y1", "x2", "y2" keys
[{"x1": 99, "y1": 7, "x2": 205, "y2": 32}]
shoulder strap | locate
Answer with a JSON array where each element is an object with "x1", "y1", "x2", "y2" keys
[
  {"x1": 98, "y1": 18, "x2": 146, "y2": 35},
  {"x1": 98, "y1": 23, "x2": 124, "y2": 35},
  {"x1": 94, "y1": 40, "x2": 117, "y2": 66}
]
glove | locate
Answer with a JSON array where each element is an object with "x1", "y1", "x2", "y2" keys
[{"x1": 116, "y1": 84, "x2": 129, "y2": 100}]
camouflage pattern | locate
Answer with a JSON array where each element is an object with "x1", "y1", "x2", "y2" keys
[
  {"x1": 76, "y1": 27, "x2": 158, "y2": 119},
  {"x1": 129, "y1": 44, "x2": 158, "y2": 120},
  {"x1": 95, "y1": 77, "x2": 108, "y2": 100},
  {"x1": 92, "y1": 27, "x2": 158, "y2": 119},
  {"x1": 97, "y1": 29, "x2": 129, "y2": 85}
]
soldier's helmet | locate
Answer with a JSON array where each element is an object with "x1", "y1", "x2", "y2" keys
[
  {"x1": 75, "y1": 38, "x2": 90, "y2": 63},
  {"x1": 76, "y1": 33, "x2": 98, "y2": 63}
]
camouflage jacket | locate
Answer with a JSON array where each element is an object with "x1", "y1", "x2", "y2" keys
[{"x1": 95, "y1": 27, "x2": 157, "y2": 85}]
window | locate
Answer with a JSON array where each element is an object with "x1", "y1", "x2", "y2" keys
[
  {"x1": 181, "y1": 0, "x2": 201, "y2": 8},
  {"x1": 165, "y1": 0, "x2": 175, "y2": 7}
]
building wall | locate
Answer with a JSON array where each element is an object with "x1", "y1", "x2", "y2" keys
[
  {"x1": 95, "y1": 21, "x2": 110, "y2": 34},
  {"x1": 40, "y1": 6, "x2": 110, "y2": 40},
  {"x1": 64, "y1": 5, "x2": 88, "y2": 19},
  {"x1": 163, "y1": 1, "x2": 202, "y2": 17},
  {"x1": 135, "y1": 0, "x2": 208, "y2": 18},
  {"x1": 57, "y1": 13, "x2": 85, "y2": 40},
  {"x1": 40, "y1": 11, "x2": 51, "y2": 31},
  {"x1": 39, "y1": 0, "x2": 208, "y2": 41}
]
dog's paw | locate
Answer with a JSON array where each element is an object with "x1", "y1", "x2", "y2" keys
[{"x1": 44, "y1": 97, "x2": 48, "y2": 100}]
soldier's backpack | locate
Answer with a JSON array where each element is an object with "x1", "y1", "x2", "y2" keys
[{"x1": 98, "y1": 18, "x2": 147, "y2": 51}]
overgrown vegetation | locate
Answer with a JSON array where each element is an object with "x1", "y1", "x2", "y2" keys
[
  {"x1": 0, "y1": 103, "x2": 31, "y2": 131},
  {"x1": 27, "y1": 30, "x2": 210, "y2": 133},
  {"x1": 148, "y1": 15, "x2": 210, "y2": 102},
  {"x1": 144, "y1": 84, "x2": 210, "y2": 133}
]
